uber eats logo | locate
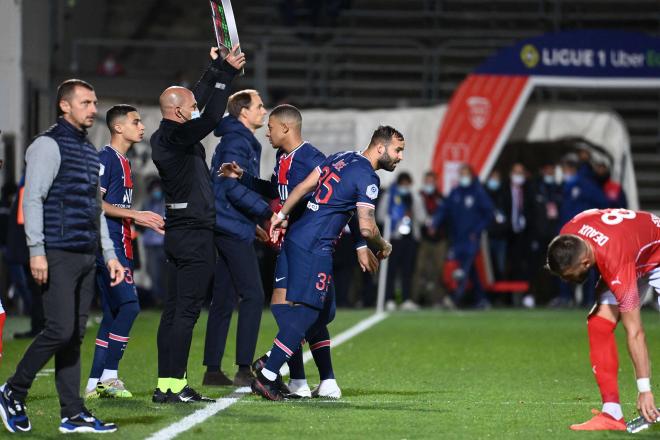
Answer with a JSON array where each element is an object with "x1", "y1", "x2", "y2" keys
[{"x1": 520, "y1": 44, "x2": 540, "y2": 68}]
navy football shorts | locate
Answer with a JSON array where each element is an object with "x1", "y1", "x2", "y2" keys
[
  {"x1": 95, "y1": 251, "x2": 138, "y2": 313},
  {"x1": 282, "y1": 239, "x2": 333, "y2": 310}
]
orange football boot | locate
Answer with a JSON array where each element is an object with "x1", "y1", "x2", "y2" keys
[{"x1": 570, "y1": 409, "x2": 626, "y2": 431}]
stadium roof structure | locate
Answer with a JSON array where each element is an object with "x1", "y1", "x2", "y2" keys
[{"x1": 431, "y1": 29, "x2": 660, "y2": 211}]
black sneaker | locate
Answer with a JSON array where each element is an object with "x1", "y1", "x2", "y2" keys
[
  {"x1": 251, "y1": 371, "x2": 286, "y2": 401},
  {"x1": 59, "y1": 408, "x2": 116, "y2": 434},
  {"x1": 252, "y1": 354, "x2": 268, "y2": 373},
  {"x1": 233, "y1": 369, "x2": 255, "y2": 387},
  {"x1": 203, "y1": 371, "x2": 233, "y2": 386},
  {"x1": 168, "y1": 386, "x2": 215, "y2": 403},
  {"x1": 152, "y1": 388, "x2": 171, "y2": 403},
  {"x1": 0, "y1": 383, "x2": 31, "y2": 433}
]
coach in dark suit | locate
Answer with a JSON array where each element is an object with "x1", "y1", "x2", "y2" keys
[{"x1": 203, "y1": 89, "x2": 273, "y2": 386}]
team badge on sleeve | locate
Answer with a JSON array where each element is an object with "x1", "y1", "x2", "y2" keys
[
  {"x1": 99, "y1": 164, "x2": 105, "y2": 176},
  {"x1": 366, "y1": 184, "x2": 379, "y2": 200}
]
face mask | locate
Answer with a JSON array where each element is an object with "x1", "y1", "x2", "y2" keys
[
  {"x1": 486, "y1": 179, "x2": 500, "y2": 191},
  {"x1": 190, "y1": 110, "x2": 201, "y2": 120},
  {"x1": 422, "y1": 184, "x2": 435, "y2": 195},
  {"x1": 543, "y1": 175, "x2": 554, "y2": 185},
  {"x1": 564, "y1": 173, "x2": 577, "y2": 184},
  {"x1": 511, "y1": 174, "x2": 525, "y2": 185},
  {"x1": 398, "y1": 186, "x2": 411, "y2": 196},
  {"x1": 459, "y1": 176, "x2": 472, "y2": 187}
]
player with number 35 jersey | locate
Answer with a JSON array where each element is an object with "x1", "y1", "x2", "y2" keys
[
  {"x1": 250, "y1": 125, "x2": 404, "y2": 401},
  {"x1": 547, "y1": 208, "x2": 660, "y2": 431}
]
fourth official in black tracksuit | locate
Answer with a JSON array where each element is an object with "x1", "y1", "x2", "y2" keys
[{"x1": 150, "y1": 54, "x2": 240, "y2": 402}]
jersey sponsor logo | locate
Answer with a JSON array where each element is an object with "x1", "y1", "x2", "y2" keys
[
  {"x1": 307, "y1": 200, "x2": 319, "y2": 211},
  {"x1": 652, "y1": 213, "x2": 660, "y2": 228},
  {"x1": 577, "y1": 224, "x2": 610, "y2": 247},
  {"x1": 366, "y1": 184, "x2": 379, "y2": 200},
  {"x1": 332, "y1": 159, "x2": 348, "y2": 171},
  {"x1": 611, "y1": 277, "x2": 622, "y2": 286},
  {"x1": 123, "y1": 188, "x2": 133, "y2": 205}
]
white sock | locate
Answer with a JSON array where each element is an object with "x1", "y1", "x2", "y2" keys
[
  {"x1": 261, "y1": 368, "x2": 277, "y2": 382},
  {"x1": 289, "y1": 378, "x2": 308, "y2": 388},
  {"x1": 86, "y1": 378, "x2": 99, "y2": 392},
  {"x1": 602, "y1": 402, "x2": 623, "y2": 420},
  {"x1": 100, "y1": 369, "x2": 118, "y2": 383}
]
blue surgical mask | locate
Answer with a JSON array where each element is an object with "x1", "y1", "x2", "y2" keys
[
  {"x1": 543, "y1": 175, "x2": 554, "y2": 185},
  {"x1": 487, "y1": 178, "x2": 500, "y2": 191},
  {"x1": 511, "y1": 174, "x2": 525, "y2": 186},
  {"x1": 398, "y1": 186, "x2": 411, "y2": 196},
  {"x1": 422, "y1": 184, "x2": 436, "y2": 195},
  {"x1": 190, "y1": 110, "x2": 201, "y2": 120},
  {"x1": 459, "y1": 176, "x2": 472, "y2": 187},
  {"x1": 564, "y1": 173, "x2": 577, "y2": 184}
]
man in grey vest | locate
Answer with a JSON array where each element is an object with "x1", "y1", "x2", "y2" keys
[{"x1": 0, "y1": 79, "x2": 125, "y2": 435}]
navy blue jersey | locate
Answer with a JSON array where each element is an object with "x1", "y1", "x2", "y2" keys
[
  {"x1": 99, "y1": 146, "x2": 133, "y2": 260},
  {"x1": 287, "y1": 151, "x2": 380, "y2": 255},
  {"x1": 272, "y1": 141, "x2": 325, "y2": 203}
]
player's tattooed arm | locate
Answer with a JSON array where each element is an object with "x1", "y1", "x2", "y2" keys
[{"x1": 357, "y1": 206, "x2": 392, "y2": 259}]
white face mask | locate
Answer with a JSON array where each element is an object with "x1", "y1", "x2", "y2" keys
[
  {"x1": 190, "y1": 110, "x2": 201, "y2": 120},
  {"x1": 511, "y1": 174, "x2": 525, "y2": 185},
  {"x1": 459, "y1": 176, "x2": 472, "y2": 187}
]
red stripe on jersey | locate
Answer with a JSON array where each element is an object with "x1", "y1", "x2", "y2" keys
[
  {"x1": 117, "y1": 153, "x2": 133, "y2": 188},
  {"x1": 277, "y1": 152, "x2": 296, "y2": 185},
  {"x1": 122, "y1": 218, "x2": 133, "y2": 260}
]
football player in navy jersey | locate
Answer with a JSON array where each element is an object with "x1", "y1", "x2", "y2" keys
[
  {"x1": 84, "y1": 105, "x2": 165, "y2": 399},
  {"x1": 250, "y1": 125, "x2": 403, "y2": 400},
  {"x1": 221, "y1": 105, "x2": 378, "y2": 398}
]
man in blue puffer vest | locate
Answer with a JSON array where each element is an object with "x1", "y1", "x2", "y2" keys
[
  {"x1": 0, "y1": 79, "x2": 125, "y2": 434},
  {"x1": 203, "y1": 89, "x2": 273, "y2": 387}
]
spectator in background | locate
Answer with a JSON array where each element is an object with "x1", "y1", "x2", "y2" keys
[
  {"x1": 7, "y1": 177, "x2": 43, "y2": 338},
  {"x1": 550, "y1": 154, "x2": 609, "y2": 308},
  {"x1": 528, "y1": 163, "x2": 561, "y2": 306},
  {"x1": 593, "y1": 160, "x2": 627, "y2": 208},
  {"x1": 431, "y1": 164, "x2": 494, "y2": 309},
  {"x1": 141, "y1": 179, "x2": 167, "y2": 305},
  {"x1": 504, "y1": 163, "x2": 534, "y2": 287},
  {"x1": 378, "y1": 172, "x2": 424, "y2": 311},
  {"x1": 413, "y1": 171, "x2": 451, "y2": 308},
  {"x1": 485, "y1": 170, "x2": 508, "y2": 281}
]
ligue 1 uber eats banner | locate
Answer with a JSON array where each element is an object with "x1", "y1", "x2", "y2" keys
[{"x1": 433, "y1": 30, "x2": 660, "y2": 193}]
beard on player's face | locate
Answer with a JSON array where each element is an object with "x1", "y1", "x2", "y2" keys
[{"x1": 377, "y1": 149, "x2": 398, "y2": 171}]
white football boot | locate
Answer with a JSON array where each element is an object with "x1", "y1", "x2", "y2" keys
[
  {"x1": 311, "y1": 379, "x2": 342, "y2": 399},
  {"x1": 287, "y1": 379, "x2": 312, "y2": 398}
]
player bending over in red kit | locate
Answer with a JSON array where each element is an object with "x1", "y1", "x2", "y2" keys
[{"x1": 546, "y1": 208, "x2": 660, "y2": 431}]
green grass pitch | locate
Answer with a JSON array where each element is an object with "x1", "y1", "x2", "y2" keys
[{"x1": 1, "y1": 309, "x2": 659, "y2": 439}]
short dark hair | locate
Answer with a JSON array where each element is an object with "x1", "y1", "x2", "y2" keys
[
  {"x1": 106, "y1": 104, "x2": 137, "y2": 132},
  {"x1": 56, "y1": 79, "x2": 94, "y2": 116},
  {"x1": 270, "y1": 104, "x2": 302, "y2": 126},
  {"x1": 546, "y1": 235, "x2": 586, "y2": 275},
  {"x1": 227, "y1": 89, "x2": 258, "y2": 118},
  {"x1": 397, "y1": 172, "x2": 412, "y2": 185},
  {"x1": 368, "y1": 125, "x2": 404, "y2": 148}
]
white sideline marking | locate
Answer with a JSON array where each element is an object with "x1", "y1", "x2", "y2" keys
[{"x1": 146, "y1": 312, "x2": 389, "y2": 440}]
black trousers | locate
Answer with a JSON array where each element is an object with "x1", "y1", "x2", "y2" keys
[
  {"x1": 8, "y1": 250, "x2": 95, "y2": 418},
  {"x1": 157, "y1": 228, "x2": 215, "y2": 379},
  {"x1": 385, "y1": 236, "x2": 418, "y2": 301},
  {"x1": 203, "y1": 233, "x2": 264, "y2": 368}
]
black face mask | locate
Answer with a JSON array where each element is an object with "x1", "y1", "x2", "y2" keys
[{"x1": 595, "y1": 172, "x2": 610, "y2": 186}]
